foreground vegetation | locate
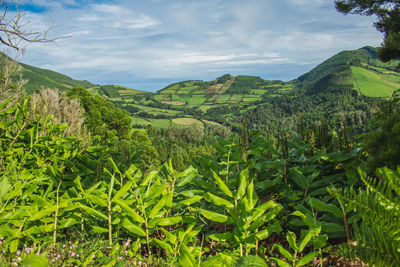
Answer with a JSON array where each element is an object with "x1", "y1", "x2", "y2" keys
[{"x1": 0, "y1": 85, "x2": 399, "y2": 266}]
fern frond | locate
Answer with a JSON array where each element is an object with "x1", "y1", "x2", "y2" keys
[{"x1": 330, "y1": 167, "x2": 400, "y2": 267}]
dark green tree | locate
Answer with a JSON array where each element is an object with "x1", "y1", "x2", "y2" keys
[
  {"x1": 67, "y1": 86, "x2": 131, "y2": 140},
  {"x1": 364, "y1": 90, "x2": 400, "y2": 169},
  {"x1": 335, "y1": 0, "x2": 400, "y2": 62}
]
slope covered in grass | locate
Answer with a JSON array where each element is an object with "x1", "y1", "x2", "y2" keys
[{"x1": 351, "y1": 66, "x2": 400, "y2": 97}]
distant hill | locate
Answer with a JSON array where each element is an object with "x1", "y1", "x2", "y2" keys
[
  {"x1": 298, "y1": 46, "x2": 400, "y2": 96},
  {"x1": 0, "y1": 53, "x2": 146, "y2": 96}
]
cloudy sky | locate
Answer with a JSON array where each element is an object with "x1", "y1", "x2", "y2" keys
[{"x1": 19, "y1": 0, "x2": 382, "y2": 92}]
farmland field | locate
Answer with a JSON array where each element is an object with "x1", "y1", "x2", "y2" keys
[{"x1": 351, "y1": 66, "x2": 399, "y2": 97}]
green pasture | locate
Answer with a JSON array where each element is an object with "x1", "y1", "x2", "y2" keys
[
  {"x1": 186, "y1": 95, "x2": 206, "y2": 105},
  {"x1": 172, "y1": 118, "x2": 203, "y2": 127},
  {"x1": 215, "y1": 95, "x2": 231, "y2": 103},
  {"x1": 131, "y1": 104, "x2": 181, "y2": 115},
  {"x1": 251, "y1": 89, "x2": 268, "y2": 95},
  {"x1": 242, "y1": 96, "x2": 261, "y2": 102},
  {"x1": 351, "y1": 66, "x2": 399, "y2": 97},
  {"x1": 132, "y1": 117, "x2": 172, "y2": 128},
  {"x1": 230, "y1": 95, "x2": 243, "y2": 101}
]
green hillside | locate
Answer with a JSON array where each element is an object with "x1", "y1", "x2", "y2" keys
[
  {"x1": 351, "y1": 66, "x2": 400, "y2": 97},
  {"x1": 0, "y1": 53, "x2": 146, "y2": 96},
  {"x1": 298, "y1": 46, "x2": 400, "y2": 96},
  {"x1": 20, "y1": 62, "x2": 95, "y2": 93},
  {"x1": 0, "y1": 53, "x2": 96, "y2": 93}
]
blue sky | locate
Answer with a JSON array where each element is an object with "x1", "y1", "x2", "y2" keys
[{"x1": 20, "y1": 0, "x2": 382, "y2": 92}]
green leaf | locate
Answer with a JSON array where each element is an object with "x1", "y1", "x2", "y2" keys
[
  {"x1": 200, "y1": 209, "x2": 229, "y2": 223},
  {"x1": 108, "y1": 173, "x2": 115, "y2": 200},
  {"x1": 147, "y1": 181, "x2": 167, "y2": 200},
  {"x1": 0, "y1": 177, "x2": 10, "y2": 204},
  {"x1": 157, "y1": 216, "x2": 183, "y2": 226},
  {"x1": 112, "y1": 181, "x2": 134, "y2": 201},
  {"x1": 297, "y1": 229, "x2": 316, "y2": 253},
  {"x1": 92, "y1": 226, "x2": 109, "y2": 233},
  {"x1": 268, "y1": 221, "x2": 283, "y2": 234},
  {"x1": 209, "y1": 233, "x2": 234, "y2": 242},
  {"x1": 24, "y1": 224, "x2": 54, "y2": 235},
  {"x1": 15, "y1": 107, "x2": 22, "y2": 128},
  {"x1": 77, "y1": 203, "x2": 108, "y2": 220},
  {"x1": 177, "y1": 166, "x2": 198, "y2": 187},
  {"x1": 121, "y1": 218, "x2": 146, "y2": 237},
  {"x1": 235, "y1": 168, "x2": 248, "y2": 200},
  {"x1": 290, "y1": 211, "x2": 306, "y2": 220},
  {"x1": 180, "y1": 195, "x2": 203, "y2": 206},
  {"x1": 313, "y1": 234, "x2": 328, "y2": 250},
  {"x1": 212, "y1": 170, "x2": 233, "y2": 198},
  {"x1": 74, "y1": 177, "x2": 84, "y2": 193},
  {"x1": 148, "y1": 193, "x2": 170, "y2": 218},
  {"x1": 87, "y1": 182, "x2": 102, "y2": 194},
  {"x1": 114, "y1": 198, "x2": 145, "y2": 224},
  {"x1": 204, "y1": 192, "x2": 234, "y2": 208},
  {"x1": 272, "y1": 244, "x2": 293, "y2": 261},
  {"x1": 286, "y1": 231, "x2": 298, "y2": 251},
  {"x1": 252, "y1": 200, "x2": 279, "y2": 221},
  {"x1": 308, "y1": 198, "x2": 342, "y2": 217},
  {"x1": 141, "y1": 170, "x2": 158, "y2": 186},
  {"x1": 236, "y1": 255, "x2": 268, "y2": 267},
  {"x1": 152, "y1": 239, "x2": 174, "y2": 255},
  {"x1": 160, "y1": 227, "x2": 177, "y2": 245},
  {"x1": 178, "y1": 244, "x2": 197, "y2": 267},
  {"x1": 22, "y1": 98, "x2": 29, "y2": 117},
  {"x1": 325, "y1": 152, "x2": 354, "y2": 162},
  {"x1": 320, "y1": 222, "x2": 345, "y2": 233},
  {"x1": 58, "y1": 218, "x2": 79, "y2": 228},
  {"x1": 0, "y1": 97, "x2": 12, "y2": 110},
  {"x1": 295, "y1": 252, "x2": 318, "y2": 267},
  {"x1": 255, "y1": 228, "x2": 270, "y2": 241},
  {"x1": 108, "y1": 157, "x2": 121, "y2": 174},
  {"x1": 270, "y1": 257, "x2": 290, "y2": 267},
  {"x1": 85, "y1": 193, "x2": 107, "y2": 207},
  {"x1": 22, "y1": 255, "x2": 48, "y2": 267},
  {"x1": 9, "y1": 239, "x2": 18, "y2": 253},
  {"x1": 247, "y1": 179, "x2": 257, "y2": 210},
  {"x1": 289, "y1": 168, "x2": 308, "y2": 190}
]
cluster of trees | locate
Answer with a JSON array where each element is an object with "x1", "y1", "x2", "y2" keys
[
  {"x1": 335, "y1": 0, "x2": 400, "y2": 63},
  {"x1": 98, "y1": 85, "x2": 121, "y2": 98},
  {"x1": 226, "y1": 76, "x2": 264, "y2": 94}
]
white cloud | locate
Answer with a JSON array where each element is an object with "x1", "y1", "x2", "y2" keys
[{"x1": 19, "y1": 0, "x2": 382, "y2": 91}]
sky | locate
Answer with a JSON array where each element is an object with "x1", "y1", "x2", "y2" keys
[{"x1": 18, "y1": 0, "x2": 382, "y2": 92}]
